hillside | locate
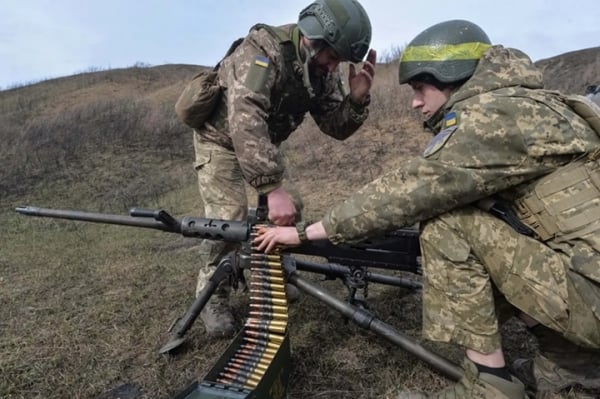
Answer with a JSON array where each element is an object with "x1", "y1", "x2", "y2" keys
[
  {"x1": 535, "y1": 46, "x2": 600, "y2": 94},
  {"x1": 1, "y1": 47, "x2": 599, "y2": 399}
]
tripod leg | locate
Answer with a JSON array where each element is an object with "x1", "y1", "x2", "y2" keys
[
  {"x1": 287, "y1": 272, "x2": 463, "y2": 381},
  {"x1": 159, "y1": 255, "x2": 236, "y2": 354}
]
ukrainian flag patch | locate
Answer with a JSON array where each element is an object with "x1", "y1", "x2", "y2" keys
[
  {"x1": 254, "y1": 55, "x2": 270, "y2": 68},
  {"x1": 444, "y1": 111, "x2": 457, "y2": 128}
]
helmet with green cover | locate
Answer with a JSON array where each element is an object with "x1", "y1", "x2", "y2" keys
[
  {"x1": 298, "y1": 0, "x2": 372, "y2": 63},
  {"x1": 398, "y1": 20, "x2": 492, "y2": 85}
]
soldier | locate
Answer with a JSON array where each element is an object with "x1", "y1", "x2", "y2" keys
[
  {"x1": 586, "y1": 84, "x2": 600, "y2": 106},
  {"x1": 180, "y1": 0, "x2": 376, "y2": 338},
  {"x1": 255, "y1": 20, "x2": 600, "y2": 399}
]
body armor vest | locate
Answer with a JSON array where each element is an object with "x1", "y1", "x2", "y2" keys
[{"x1": 515, "y1": 95, "x2": 600, "y2": 242}]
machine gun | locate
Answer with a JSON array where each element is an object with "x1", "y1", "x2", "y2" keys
[{"x1": 16, "y1": 200, "x2": 462, "y2": 398}]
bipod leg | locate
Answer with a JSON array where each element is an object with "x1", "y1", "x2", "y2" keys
[
  {"x1": 287, "y1": 272, "x2": 463, "y2": 382},
  {"x1": 159, "y1": 254, "x2": 238, "y2": 354}
]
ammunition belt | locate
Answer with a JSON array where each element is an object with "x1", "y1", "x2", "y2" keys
[
  {"x1": 214, "y1": 225, "x2": 289, "y2": 390},
  {"x1": 515, "y1": 150, "x2": 600, "y2": 242}
]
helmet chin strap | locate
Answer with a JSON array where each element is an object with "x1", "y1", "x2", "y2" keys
[{"x1": 299, "y1": 38, "x2": 327, "y2": 98}]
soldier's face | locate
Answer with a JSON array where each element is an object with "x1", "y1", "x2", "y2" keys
[
  {"x1": 409, "y1": 82, "x2": 452, "y2": 119},
  {"x1": 310, "y1": 47, "x2": 343, "y2": 77}
]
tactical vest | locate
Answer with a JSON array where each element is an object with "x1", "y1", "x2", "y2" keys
[
  {"x1": 514, "y1": 94, "x2": 600, "y2": 242},
  {"x1": 250, "y1": 24, "x2": 314, "y2": 144}
]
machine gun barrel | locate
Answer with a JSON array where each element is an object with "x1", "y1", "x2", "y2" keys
[{"x1": 15, "y1": 206, "x2": 250, "y2": 242}]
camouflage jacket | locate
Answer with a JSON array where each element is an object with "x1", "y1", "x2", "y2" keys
[
  {"x1": 322, "y1": 45, "x2": 600, "y2": 245},
  {"x1": 196, "y1": 23, "x2": 369, "y2": 192}
]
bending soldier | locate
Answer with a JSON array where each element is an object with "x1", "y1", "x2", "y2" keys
[
  {"x1": 177, "y1": 0, "x2": 376, "y2": 338},
  {"x1": 255, "y1": 20, "x2": 600, "y2": 398}
]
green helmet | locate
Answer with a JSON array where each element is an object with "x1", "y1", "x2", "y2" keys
[
  {"x1": 398, "y1": 20, "x2": 492, "y2": 84},
  {"x1": 298, "y1": 0, "x2": 372, "y2": 63}
]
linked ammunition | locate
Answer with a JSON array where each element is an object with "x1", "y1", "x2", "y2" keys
[
  {"x1": 238, "y1": 342, "x2": 271, "y2": 353},
  {"x1": 229, "y1": 358, "x2": 269, "y2": 372},
  {"x1": 248, "y1": 311, "x2": 288, "y2": 321},
  {"x1": 250, "y1": 253, "x2": 281, "y2": 261},
  {"x1": 250, "y1": 296, "x2": 287, "y2": 306},
  {"x1": 250, "y1": 275, "x2": 285, "y2": 284},
  {"x1": 244, "y1": 331, "x2": 284, "y2": 345},
  {"x1": 246, "y1": 317, "x2": 287, "y2": 327},
  {"x1": 230, "y1": 353, "x2": 271, "y2": 369},
  {"x1": 222, "y1": 365, "x2": 265, "y2": 382},
  {"x1": 251, "y1": 267, "x2": 284, "y2": 276},
  {"x1": 250, "y1": 260, "x2": 283, "y2": 269},
  {"x1": 250, "y1": 281, "x2": 285, "y2": 290},
  {"x1": 249, "y1": 303, "x2": 288, "y2": 313},
  {"x1": 218, "y1": 370, "x2": 260, "y2": 385},
  {"x1": 245, "y1": 322, "x2": 287, "y2": 335},
  {"x1": 216, "y1": 377, "x2": 251, "y2": 390},
  {"x1": 235, "y1": 349, "x2": 276, "y2": 361},
  {"x1": 243, "y1": 336, "x2": 281, "y2": 348}
]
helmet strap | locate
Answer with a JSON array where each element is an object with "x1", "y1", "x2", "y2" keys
[{"x1": 300, "y1": 36, "x2": 326, "y2": 63}]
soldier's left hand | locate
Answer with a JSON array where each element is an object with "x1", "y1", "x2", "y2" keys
[
  {"x1": 254, "y1": 226, "x2": 300, "y2": 253},
  {"x1": 348, "y1": 49, "x2": 376, "y2": 104}
]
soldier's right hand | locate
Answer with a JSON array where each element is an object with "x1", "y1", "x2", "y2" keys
[{"x1": 266, "y1": 187, "x2": 296, "y2": 226}]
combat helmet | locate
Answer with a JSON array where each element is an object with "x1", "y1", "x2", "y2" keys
[
  {"x1": 298, "y1": 0, "x2": 371, "y2": 62},
  {"x1": 399, "y1": 20, "x2": 492, "y2": 84}
]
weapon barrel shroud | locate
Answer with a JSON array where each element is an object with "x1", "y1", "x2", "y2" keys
[{"x1": 15, "y1": 206, "x2": 249, "y2": 242}]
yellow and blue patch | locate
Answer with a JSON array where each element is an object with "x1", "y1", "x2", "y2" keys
[
  {"x1": 254, "y1": 55, "x2": 270, "y2": 68},
  {"x1": 444, "y1": 111, "x2": 457, "y2": 128}
]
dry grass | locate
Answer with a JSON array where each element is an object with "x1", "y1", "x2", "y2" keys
[{"x1": 1, "y1": 55, "x2": 599, "y2": 399}]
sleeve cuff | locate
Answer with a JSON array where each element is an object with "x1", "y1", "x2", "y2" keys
[{"x1": 255, "y1": 181, "x2": 282, "y2": 195}]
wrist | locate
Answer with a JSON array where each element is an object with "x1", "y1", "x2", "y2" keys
[
  {"x1": 295, "y1": 220, "x2": 310, "y2": 243},
  {"x1": 349, "y1": 94, "x2": 371, "y2": 110}
]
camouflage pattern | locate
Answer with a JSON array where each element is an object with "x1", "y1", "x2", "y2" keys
[
  {"x1": 196, "y1": 23, "x2": 369, "y2": 192},
  {"x1": 192, "y1": 22, "x2": 367, "y2": 298},
  {"x1": 420, "y1": 206, "x2": 600, "y2": 352},
  {"x1": 321, "y1": 46, "x2": 600, "y2": 350},
  {"x1": 194, "y1": 137, "x2": 247, "y2": 296},
  {"x1": 193, "y1": 136, "x2": 304, "y2": 296}
]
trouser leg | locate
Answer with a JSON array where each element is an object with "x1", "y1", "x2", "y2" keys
[
  {"x1": 419, "y1": 206, "x2": 572, "y2": 353},
  {"x1": 193, "y1": 135, "x2": 247, "y2": 297}
]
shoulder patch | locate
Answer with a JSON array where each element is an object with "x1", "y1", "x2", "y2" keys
[
  {"x1": 254, "y1": 55, "x2": 270, "y2": 68},
  {"x1": 245, "y1": 54, "x2": 271, "y2": 94},
  {"x1": 444, "y1": 111, "x2": 457, "y2": 128},
  {"x1": 423, "y1": 125, "x2": 457, "y2": 158}
]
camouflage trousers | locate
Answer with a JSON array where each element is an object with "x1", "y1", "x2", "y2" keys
[
  {"x1": 419, "y1": 206, "x2": 600, "y2": 354},
  {"x1": 193, "y1": 134, "x2": 303, "y2": 296}
]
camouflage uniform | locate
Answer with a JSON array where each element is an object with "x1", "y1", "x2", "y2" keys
[
  {"x1": 194, "y1": 23, "x2": 369, "y2": 295},
  {"x1": 321, "y1": 46, "x2": 600, "y2": 352}
]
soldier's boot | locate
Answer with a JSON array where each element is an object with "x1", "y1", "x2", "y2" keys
[
  {"x1": 395, "y1": 358, "x2": 526, "y2": 399},
  {"x1": 197, "y1": 267, "x2": 236, "y2": 339},
  {"x1": 199, "y1": 279, "x2": 236, "y2": 338},
  {"x1": 285, "y1": 283, "x2": 300, "y2": 303},
  {"x1": 512, "y1": 324, "x2": 600, "y2": 393}
]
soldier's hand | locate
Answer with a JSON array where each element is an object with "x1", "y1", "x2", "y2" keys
[
  {"x1": 266, "y1": 187, "x2": 296, "y2": 226},
  {"x1": 348, "y1": 48, "x2": 376, "y2": 104},
  {"x1": 254, "y1": 226, "x2": 300, "y2": 253}
]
